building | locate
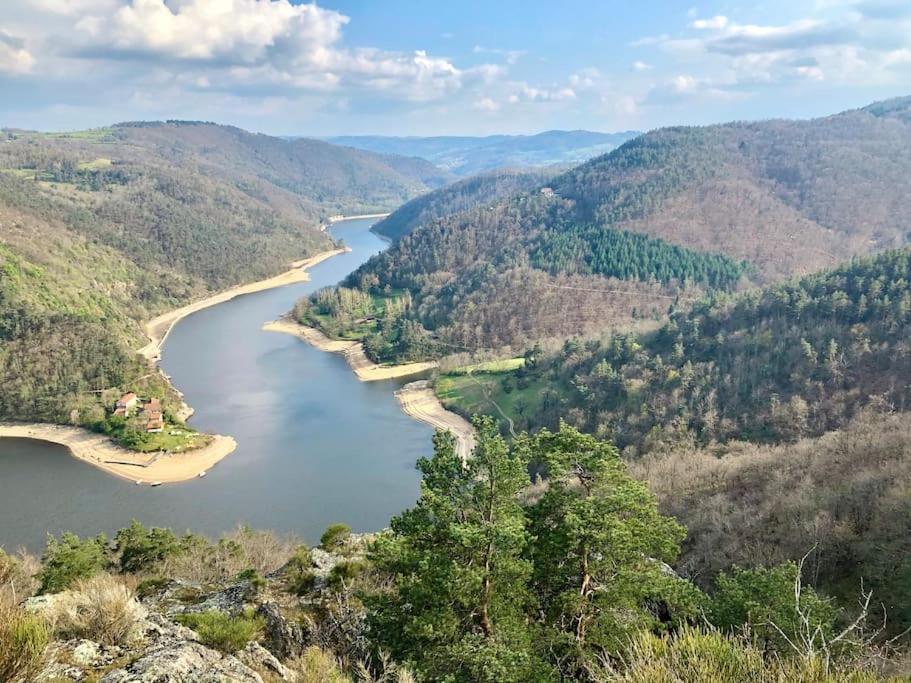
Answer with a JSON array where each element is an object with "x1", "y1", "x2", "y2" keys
[
  {"x1": 114, "y1": 392, "x2": 138, "y2": 416},
  {"x1": 540, "y1": 187, "x2": 555, "y2": 198},
  {"x1": 143, "y1": 398, "x2": 164, "y2": 433}
]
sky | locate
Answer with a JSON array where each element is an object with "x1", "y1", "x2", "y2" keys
[{"x1": 1, "y1": 0, "x2": 910, "y2": 136}]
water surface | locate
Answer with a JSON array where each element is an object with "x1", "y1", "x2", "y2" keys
[{"x1": 0, "y1": 218, "x2": 430, "y2": 552}]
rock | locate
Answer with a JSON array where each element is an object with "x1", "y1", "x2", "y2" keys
[
  {"x1": 237, "y1": 642, "x2": 297, "y2": 681},
  {"x1": 256, "y1": 601, "x2": 311, "y2": 660},
  {"x1": 35, "y1": 639, "x2": 124, "y2": 682},
  {"x1": 100, "y1": 641, "x2": 264, "y2": 683}
]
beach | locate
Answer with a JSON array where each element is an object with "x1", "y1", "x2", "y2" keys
[
  {"x1": 395, "y1": 381, "x2": 475, "y2": 462},
  {"x1": 139, "y1": 247, "x2": 349, "y2": 361},
  {"x1": 262, "y1": 318, "x2": 438, "y2": 381},
  {"x1": 0, "y1": 423, "x2": 236, "y2": 484}
]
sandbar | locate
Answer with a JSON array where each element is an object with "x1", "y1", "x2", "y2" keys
[
  {"x1": 395, "y1": 381, "x2": 475, "y2": 462},
  {"x1": 0, "y1": 423, "x2": 236, "y2": 484}
]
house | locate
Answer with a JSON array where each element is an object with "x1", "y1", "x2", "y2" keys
[
  {"x1": 540, "y1": 187, "x2": 555, "y2": 198},
  {"x1": 116, "y1": 392, "x2": 138, "y2": 411},
  {"x1": 143, "y1": 398, "x2": 164, "y2": 433}
]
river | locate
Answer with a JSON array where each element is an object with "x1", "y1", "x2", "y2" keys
[{"x1": 0, "y1": 217, "x2": 431, "y2": 552}]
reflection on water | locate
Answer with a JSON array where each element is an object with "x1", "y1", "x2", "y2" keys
[{"x1": 0, "y1": 218, "x2": 430, "y2": 552}]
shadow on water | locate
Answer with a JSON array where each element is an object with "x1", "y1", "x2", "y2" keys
[{"x1": 0, "y1": 217, "x2": 430, "y2": 552}]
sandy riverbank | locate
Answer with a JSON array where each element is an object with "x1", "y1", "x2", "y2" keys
[
  {"x1": 321, "y1": 212, "x2": 390, "y2": 231},
  {"x1": 139, "y1": 247, "x2": 349, "y2": 361},
  {"x1": 262, "y1": 318, "x2": 438, "y2": 381},
  {"x1": 0, "y1": 423, "x2": 236, "y2": 484},
  {"x1": 395, "y1": 381, "x2": 475, "y2": 462}
]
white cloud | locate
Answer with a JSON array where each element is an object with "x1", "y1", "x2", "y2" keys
[
  {"x1": 474, "y1": 97, "x2": 499, "y2": 112},
  {"x1": 0, "y1": 32, "x2": 35, "y2": 74},
  {"x1": 691, "y1": 15, "x2": 729, "y2": 30},
  {"x1": 631, "y1": 60, "x2": 653, "y2": 71}
]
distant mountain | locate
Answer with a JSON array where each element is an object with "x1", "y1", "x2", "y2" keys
[
  {"x1": 324, "y1": 130, "x2": 640, "y2": 176},
  {"x1": 347, "y1": 96, "x2": 911, "y2": 352},
  {"x1": 0, "y1": 120, "x2": 445, "y2": 424},
  {"x1": 373, "y1": 167, "x2": 560, "y2": 241}
]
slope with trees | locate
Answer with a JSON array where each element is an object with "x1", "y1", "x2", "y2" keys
[
  {"x1": 345, "y1": 97, "x2": 911, "y2": 354},
  {"x1": 0, "y1": 121, "x2": 446, "y2": 425}
]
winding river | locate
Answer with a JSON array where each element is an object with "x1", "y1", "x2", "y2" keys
[{"x1": 0, "y1": 217, "x2": 431, "y2": 552}]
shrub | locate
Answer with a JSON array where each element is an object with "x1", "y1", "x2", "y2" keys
[
  {"x1": 176, "y1": 610, "x2": 264, "y2": 654},
  {"x1": 708, "y1": 562, "x2": 837, "y2": 655},
  {"x1": 0, "y1": 549, "x2": 39, "y2": 602},
  {"x1": 327, "y1": 560, "x2": 366, "y2": 591},
  {"x1": 162, "y1": 526, "x2": 297, "y2": 584},
  {"x1": 38, "y1": 532, "x2": 107, "y2": 594},
  {"x1": 47, "y1": 574, "x2": 145, "y2": 646},
  {"x1": 284, "y1": 546, "x2": 316, "y2": 596},
  {"x1": 0, "y1": 597, "x2": 50, "y2": 682},
  {"x1": 115, "y1": 520, "x2": 182, "y2": 573},
  {"x1": 320, "y1": 523, "x2": 351, "y2": 551},
  {"x1": 135, "y1": 576, "x2": 170, "y2": 599}
]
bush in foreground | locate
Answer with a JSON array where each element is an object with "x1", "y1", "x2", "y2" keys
[
  {"x1": 47, "y1": 574, "x2": 144, "y2": 646},
  {"x1": 0, "y1": 598, "x2": 49, "y2": 683},
  {"x1": 177, "y1": 610, "x2": 264, "y2": 653},
  {"x1": 610, "y1": 625, "x2": 885, "y2": 682}
]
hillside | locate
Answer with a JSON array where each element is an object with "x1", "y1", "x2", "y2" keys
[
  {"x1": 0, "y1": 121, "x2": 444, "y2": 425},
  {"x1": 326, "y1": 129, "x2": 640, "y2": 175},
  {"x1": 442, "y1": 246, "x2": 911, "y2": 453},
  {"x1": 373, "y1": 167, "x2": 560, "y2": 240},
  {"x1": 346, "y1": 97, "x2": 911, "y2": 353}
]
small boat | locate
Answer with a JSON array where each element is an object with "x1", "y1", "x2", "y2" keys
[
  {"x1": 197, "y1": 471, "x2": 207, "y2": 478},
  {"x1": 135, "y1": 480, "x2": 142, "y2": 485},
  {"x1": 150, "y1": 481, "x2": 162, "y2": 487}
]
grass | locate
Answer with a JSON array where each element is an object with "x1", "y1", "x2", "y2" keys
[
  {"x1": 47, "y1": 574, "x2": 144, "y2": 646},
  {"x1": 78, "y1": 157, "x2": 113, "y2": 170},
  {"x1": 444, "y1": 357, "x2": 526, "y2": 375},
  {"x1": 0, "y1": 603, "x2": 49, "y2": 682},
  {"x1": 435, "y1": 367, "x2": 547, "y2": 431},
  {"x1": 176, "y1": 610, "x2": 264, "y2": 654}
]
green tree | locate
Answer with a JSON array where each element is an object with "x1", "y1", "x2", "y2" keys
[
  {"x1": 367, "y1": 418, "x2": 549, "y2": 682},
  {"x1": 38, "y1": 532, "x2": 108, "y2": 593},
  {"x1": 708, "y1": 562, "x2": 838, "y2": 655},
  {"x1": 115, "y1": 520, "x2": 181, "y2": 573},
  {"x1": 523, "y1": 422, "x2": 700, "y2": 675}
]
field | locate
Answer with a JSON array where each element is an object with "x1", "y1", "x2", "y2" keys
[{"x1": 435, "y1": 358, "x2": 544, "y2": 432}]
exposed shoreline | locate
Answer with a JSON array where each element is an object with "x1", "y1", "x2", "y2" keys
[
  {"x1": 321, "y1": 212, "x2": 390, "y2": 231},
  {"x1": 262, "y1": 318, "x2": 438, "y2": 381},
  {"x1": 0, "y1": 423, "x2": 236, "y2": 484},
  {"x1": 139, "y1": 247, "x2": 350, "y2": 362},
  {"x1": 395, "y1": 381, "x2": 476, "y2": 462}
]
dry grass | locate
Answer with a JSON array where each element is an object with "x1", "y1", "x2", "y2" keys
[
  {"x1": 605, "y1": 625, "x2": 890, "y2": 682},
  {"x1": 0, "y1": 549, "x2": 39, "y2": 604},
  {"x1": 46, "y1": 573, "x2": 145, "y2": 646},
  {"x1": 0, "y1": 591, "x2": 50, "y2": 682},
  {"x1": 287, "y1": 646, "x2": 350, "y2": 683}
]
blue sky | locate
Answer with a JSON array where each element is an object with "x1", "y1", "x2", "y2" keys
[{"x1": 1, "y1": 0, "x2": 909, "y2": 135}]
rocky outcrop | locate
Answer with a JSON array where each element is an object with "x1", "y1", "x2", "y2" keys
[
  {"x1": 101, "y1": 640, "x2": 263, "y2": 683},
  {"x1": 256, "y1": 601, "x2": 311, "y2": 661}
]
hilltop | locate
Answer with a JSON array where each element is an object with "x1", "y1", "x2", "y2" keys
[
  {"x1": 344, "y1": 96, "x2": 911, "y2": 353},
  {"x1": 326, "y1": 129, "x2": 640, "y2": 176}
]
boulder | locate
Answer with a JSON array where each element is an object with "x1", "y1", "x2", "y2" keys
[
  {"x1": 100, "y1": 641, "x2": 263, "y2": 683},
  {"x1": 237, "y1": 641, "x2": 297, "y2": 681},
  {"x1": 256, "y1": 601, "x2": 311, "y2": 660}
]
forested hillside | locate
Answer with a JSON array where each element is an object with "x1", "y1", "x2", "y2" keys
[
  {"x1": 327, "y1": 129, "x2": 640, "y2": 175},
  {"x1": 373, "y1": 167, "x2": 559, "y2": 240},
  {"x1": 0, "y1": 121, "x2": 445, "y2": 425},
  {"x1": 462, "y1": 247, "x2": 911, "y2": 453},
  {"x1": 346, "y1": 97, "x2": 911, "y2": 353}
]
